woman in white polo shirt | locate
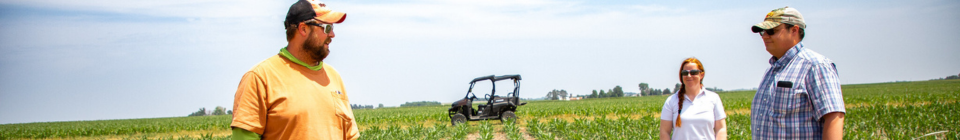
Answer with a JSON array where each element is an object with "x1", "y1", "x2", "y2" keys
[{"x1": 659, "y1": 57, "x2": 727, "y2": 140}]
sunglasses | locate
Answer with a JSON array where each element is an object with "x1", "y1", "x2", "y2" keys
[
  {"x1": 758, "y1": 28, "x2": 776, "y2": 36},
  {"x1": 680, "y1": 70, "x2": 702, "y2": 76},
  {"x1": 304, "y1": 20, "x2": 334, "y2": 34},
  {"x1": 757, "y1": 24, "x2": 793, "y2": 36}
]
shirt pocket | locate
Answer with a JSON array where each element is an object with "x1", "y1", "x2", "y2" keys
[
  {"x1": 773, "y1": 82, "x2": 807, "y2": 115},
  {"x1": 329, "y1": 90, "x2": 354, "y2": 124}
]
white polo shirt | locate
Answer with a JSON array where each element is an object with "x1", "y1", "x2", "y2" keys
[{"x1": 660, "y1": 88, "x2": 726, "y2": 140}]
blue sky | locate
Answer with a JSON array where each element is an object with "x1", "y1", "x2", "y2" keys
[{"x1": 1, "y1": 0, "x2": 958, "y2": 124}]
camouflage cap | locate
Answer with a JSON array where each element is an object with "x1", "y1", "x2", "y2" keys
[{"x1": 752, "y1": 6, "x2": 805, "y2": 33}]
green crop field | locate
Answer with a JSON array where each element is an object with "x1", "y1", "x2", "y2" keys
[{"x1": 2, "y1": 79, "x2": 958, "y2": 140}]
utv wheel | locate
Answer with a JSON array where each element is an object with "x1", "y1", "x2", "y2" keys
[
  {"x1": 451, "y1": 113, "x2": 467, "y2": 126},
  {"x1": 500, "y1": 111, "x2": 517, "y2": 123}
]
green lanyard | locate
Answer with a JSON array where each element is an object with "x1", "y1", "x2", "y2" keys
[{"x1": 279, "y1": 47, "x2": 324, "y2": 71}]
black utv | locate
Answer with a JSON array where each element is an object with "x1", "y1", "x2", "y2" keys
[{"x1": 448, "y1": 75, "x2": 526, "y2": 126}]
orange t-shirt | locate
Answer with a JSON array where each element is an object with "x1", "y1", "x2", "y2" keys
[{"x1": 231, "y1": 54, "x2": 359, "y2": 140}]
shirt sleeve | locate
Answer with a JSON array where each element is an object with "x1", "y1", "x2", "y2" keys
[
  {"x1": 660, "y1": 94, "x2": 676, "y2": 121},
  {"x1": 807, "y1": 62, "x2": 846, "y2": 121},
  {"x1": 713, "y1": 94, "x2": 727, "y2": 120},
  {"x1": 231, "y1": 71, "x2": 269, "y2": 135}
]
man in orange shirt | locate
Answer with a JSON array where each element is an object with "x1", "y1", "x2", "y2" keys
[{"x1": 230, "y1": 0, "x2": 358, "y2": 139}]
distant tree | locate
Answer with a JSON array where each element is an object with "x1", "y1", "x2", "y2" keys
[
  {"x1": 546, "y1": 89, "x2": 557, "y2": 100},
  {"x1": 227, "y1": 110, "x2": 233, "y2": 115},
  {"x1": 400, "y1": 101, "x2": 441, "y2": 107},
  {"x1": 613, "y1": 86, "x2": 624, "y2": 97},
  {"x1": 379, "y1": 104, "x2": 384, "y2": 108},
  {"x1": 675, "y1": 83, "x2": 682, "y2": 93},
  {"x1": 947, "y1": 75, "x2": 960, "y2": 79},
  {"x1": 663, "y1": 88, "x2": 672, "y2": 95},
  {"x1": 639, "y1": 83, "x2": 650, "y2": 96},
  {"x1": 590, "y1": 90, "x2": 598, "y2": 98},
  {"x1": 560, "y1": 90, "x2": 569, "y2": 100},
  {"x1": 706, "y1": 87, "x2": 724, "y2": 92},
  {"x1": 188, "y1": 108, "x2": 207, "y2": 117},
  {"x1": 351, "y1": 104, "x2": 375, "y2": 109},
  {"x1": 545, "y1": 89, "x2": 569, "y2": 100},
  {"x1": 599, "y1": 90, "x2": 606, "y2": 98},
  {"x1": 212, "y1": 106, "x2": 227, "y2": 115},
  {"x1": 546, "y1": 90, "x2": 557, "y2": 100}
]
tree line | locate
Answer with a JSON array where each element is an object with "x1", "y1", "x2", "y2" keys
[
  {"x1": 932, "y1": 74, "x2": 960, "y2": 80},
  {"x1": 545, "y1": 89, "x2": 571, "y2": 100},
  {"x1": 400, "y1": 101, "x2": 441, "y2": 107},
  {"x1": 351, "y1": 104, "x2": 375, "y2": 109},
  {"x1": 638, "y1": 82, "x2": 724, "y2": 96},
  {"x1": 588, "y1": 85, "x2": 625, "y2": 98},
  {"x1": 189, "y1": 103, "x2": 393, "y2": 114},
  {"x1": 543, "y1": 85, "x2": 628, "y2": 100},
  {"x1": 638, "y1": 83, "x2": 671, "y2": 96},
  {"x1": 188, "y1": 106, "x2": 231, "y2": 117},
  {"x1": 543, "y1": 83, "x2": 727, "y2": 100}
]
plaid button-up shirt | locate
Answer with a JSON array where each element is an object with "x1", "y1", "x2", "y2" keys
[{"x1": 751, "y1": 43, "x2": 846, "y2": 139}]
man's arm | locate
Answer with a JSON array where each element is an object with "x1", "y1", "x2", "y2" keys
[
  {"x1": 808, "y1": 63, "x2": 845, "y2": 139},
  {"x1": 822, "y1": 112, "x2": 844, "y2": 140},
  {"x1": 232, "y1": 127, "x2": 261, "y2": 140}
]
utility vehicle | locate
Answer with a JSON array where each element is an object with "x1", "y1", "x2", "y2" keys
[{"x1": 448, "y1": 75, "x2": 526, "y2": 125}]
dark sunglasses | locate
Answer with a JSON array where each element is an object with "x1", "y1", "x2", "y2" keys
[
  {"x1": 757, "y1": 24, "x2": 795, "y2": 36},
  {"x1": 758, "y1": 28, "x2": 776, "y2": 36},
  {"x1": 304, "y1": 20, "x2": 334, "y2": 34},
  {"x1": 680, "y1": 70, "x2": 702, "y2": 76},
  {"x1": 759, "y1": 28, "x2": 777, "y2": 36}
]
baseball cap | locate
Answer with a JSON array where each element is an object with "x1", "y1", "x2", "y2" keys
[
  {"x1": 752, "y1": 6, "x2": 805, "y2": 33},
  {"x1": 284, "y1": 0, "x2": 346, "y2": 30}
]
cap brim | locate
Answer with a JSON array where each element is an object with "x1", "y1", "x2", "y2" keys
[
  {"x1": 316, "y1": 11, "x2": 346, "y2": 24},
  {"x1": 752, "y1": 21, "x2": 780, "y2": 33}
]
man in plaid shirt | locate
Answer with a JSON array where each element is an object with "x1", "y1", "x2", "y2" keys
[{"x1": 749, "y1": 7, "x2": 846, "y2": 139}]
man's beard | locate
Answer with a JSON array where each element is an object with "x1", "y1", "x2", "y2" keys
[{"x1": 303, "y1": 32, "x2": 331, "y2": 62}]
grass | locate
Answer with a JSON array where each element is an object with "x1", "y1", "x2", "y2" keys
[{"x1": 2, "y1": 79, "x2": 958, "y2": 139}]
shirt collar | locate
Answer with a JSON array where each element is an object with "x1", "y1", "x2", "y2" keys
[
  {"x1": 682, "y1": 87, "x2": 709, "y2": 101},
  {"x1": 768, "y1": 43, "x2": 803, "y2": 66},
  {"x1": 279, "y1": 46, "x2": 324, "y2": 71}
]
